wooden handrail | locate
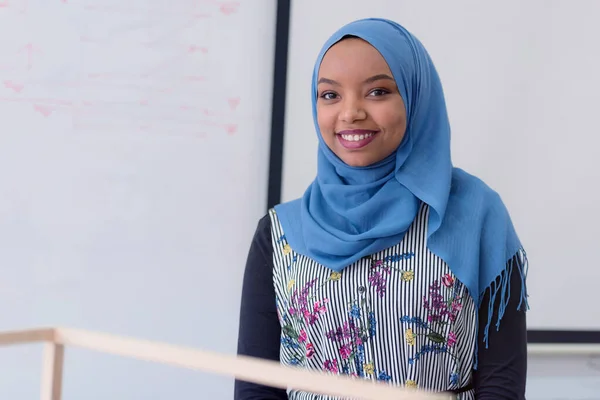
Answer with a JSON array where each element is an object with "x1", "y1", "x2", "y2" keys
[{"x1": 0, "y1": 327, "x2": 451, "y2": 400}]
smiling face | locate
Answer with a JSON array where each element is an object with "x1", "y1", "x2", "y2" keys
[{"x1": 316, "y1": 37, "x2": 407, "y2": 167}]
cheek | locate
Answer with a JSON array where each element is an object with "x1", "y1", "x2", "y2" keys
[
  {"x1": 377, "y1": 108, "x2": 406, "y2": 137},
  {"x1": 316, "y1": 106, "x2": 336, "y2": 134}
]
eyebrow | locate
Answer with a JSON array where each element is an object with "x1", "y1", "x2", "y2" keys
[{"x1": 317, "y1": 74, "x2": 395, "y2": 86}]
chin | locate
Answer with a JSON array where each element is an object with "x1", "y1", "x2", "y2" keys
[{"x1": 340, "y1": 153, "x2": 378, "y2": 168}]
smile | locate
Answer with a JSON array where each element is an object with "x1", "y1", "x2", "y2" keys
[
  {"x1": 336, "y1": 130, "x2": 379, "y2": 149},
  {"x1": 340, "y1": 132, "x2": 376, "y2": 141}
]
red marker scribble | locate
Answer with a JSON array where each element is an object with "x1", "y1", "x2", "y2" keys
[
  {"x1": 84, "y1": 4, "x2": 138, "y2": 13},
  {"x1": 228, "y1": 97, "x2": 240, "y2": 110},
  {"x1": 185, "y1": 75, "x2": 207, "y2": 82},
  {"x1": 219, "y1": 2, "x2": 239, "y2": 15},
  {"x1": 33, "y1": 104, "x2": 53, "y2": 117},
  {"x1": 0, "y1": 96, "x2": 72, "y2": 106},
  {"x1": 19, "y1": 43, "x2": 42, "y2": 70},
  {"x1": 1, "y1": 0, "x2": 28, "y2": 13},
  {"x1": 188, "y1": 45, "x2": 208, "y2": 54},
  {"x1": 3, "y1": 81, "x2": 24, "y2": 93},
  {"x1": 224, "y1": 123, "x2": 237, "y2": 135}
]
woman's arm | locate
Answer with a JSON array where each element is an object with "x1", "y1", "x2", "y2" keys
[
  {"x1": 474, "y1": 258, "x2": 528, "y2": 399},
  {"x1": 234, "y1": 215, "x2": 288, "y2": 400}
]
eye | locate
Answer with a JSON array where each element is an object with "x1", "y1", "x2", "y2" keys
[
  {"x1": 369, "y1": 88, "x2": 390, "y2": 97},
  {"x1": 320, "y1": 91, "x2": 338, "y2": 100}
]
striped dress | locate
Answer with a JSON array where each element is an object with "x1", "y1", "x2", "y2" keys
[{"x1": 269, "y1": 203, "x2": 476, "y2": 399}]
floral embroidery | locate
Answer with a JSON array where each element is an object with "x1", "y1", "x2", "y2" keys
[
  {"x1": 378, "y1": 371, "x2": 391, "y2": 382},
  {"x1": 447, "y1": 331, "x2": 457, "y2": 347},
  {"x1": 450, "y1": 372, "x2": 460, "y2": 385},
  {"x1": 401, "y1": 274, "x2": 465, "y2": 386},
  {"x1": 281, "y1": 337, "x2": 300, "y2": 349},
  {"x1": 330, "y1": 271, "x2": 342, "y2": 281},
  {"x1": 306, "y1": 343, "x2": 315, "y2": 359},
  {"x1": 405, "y1": 328, "x2": 416, "y2": 346},
  {"x1": 368, "y1": 265, "x2": 390, "y2": 297},
  {"x1": 283, "y1": 244, "x2": 292, "y2": 255},
  {"x1": 368, "y1": 253, "x2": 415, "y2": 297},
  {"x1": 324, "y1": 359, "x2": 338, "y2": 373},
  {"x1": 406, "y1": 380, "x2": 418, "y2": 388},
  {"x1": 277, "y1": 277, "x2": 333, "y2": 366},
  {"x1": 402, "y1": 270, "x2": 415, "y2": 281},
  {"x1": 325, "y1": 301, "x2": 377, "y2": 378},
  {"x1": 441, "y1": 273, "x2": 454, "y2": 288},
  {"x1": 422, "y1": 279, "x2": 463, "y2": 324},
  {"x1": 339, "y1": 344, "x2": 352, "y2": 359},
  {"x1": 288, "y1": 279, "x2": 325, "y2": 325},
  {"x1": 364, "y1": 362, "x2": 375, "y2": 375},
  {"x1": 277, "y1": 234, "x2": 297, "y2": 271},
  {"x1": 298, "y1": 329, "x2": 307, "y2": 343}
]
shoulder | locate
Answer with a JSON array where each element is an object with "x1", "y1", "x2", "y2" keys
[
  {"x1": 252, "y1": 212, "x2": 273, "y2": 247},
  {"x1": 257, "y1": 211, "x2": 272, "y2": 233}
]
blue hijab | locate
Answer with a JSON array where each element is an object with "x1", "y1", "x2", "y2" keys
[{"x1": 274, "y1": 18, "x2": 528, "y2": 349}]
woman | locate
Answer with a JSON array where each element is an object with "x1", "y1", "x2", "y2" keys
[{"x1": 234, "y1": 18, "x2": 528, "y2": 399}]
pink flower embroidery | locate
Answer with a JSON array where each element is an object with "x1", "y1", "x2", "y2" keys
[
  {"x1": 451, "y1": 300, "x2": 463, "y2": 312},
  {"x1": 303, "y1": 299, "x2": 329, "y2": 325},
  {"x1": 339, "y1": 344, "x2": 352, "y2": 360},
  {"x1": 298, "y1": 329, "x2": 307, "y2": 343},
  {"x1": 314, "y1": 299, "x2": 328, "y2": 315},
  {"x1": 442, "y1": 273, "x2": 454, "y2": 288},
  {"x1": 324, "y1": 359, "x2": 338, "y2": 373},
  {"x1": 306, "y1": 343, "x2": 315, "y2": 359},
  {"x1": 447, "y1": 331, "x2": 457, "y2": 347}
]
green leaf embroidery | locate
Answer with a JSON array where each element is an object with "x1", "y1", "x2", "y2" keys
[
  {"x1": 427, "y1": 332, "x2": 446, "y2": 344},
  {"x1": 283, "y1": 324, "x2": 299, "y2": 339}
]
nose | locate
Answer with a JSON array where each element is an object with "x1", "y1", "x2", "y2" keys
[{"x1": 338, "y1": 98, "x2": 366, "y2": 123}]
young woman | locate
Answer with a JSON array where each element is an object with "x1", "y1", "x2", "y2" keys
[{"x1": 234, "y1": 18, "x2": 528, "y2": 399}]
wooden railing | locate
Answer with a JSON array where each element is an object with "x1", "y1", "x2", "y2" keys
[{"x1": 0, "y1": 327, "x2": 452, "y2": 400}]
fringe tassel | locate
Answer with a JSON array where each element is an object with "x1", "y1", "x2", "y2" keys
[{"x1": 474, "y1": 248, "x2": 529, "y2": 370}]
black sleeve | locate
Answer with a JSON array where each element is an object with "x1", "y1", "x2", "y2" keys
[
  {"x1": 233, "y1": 214, "x2": 288, "y2": 400},
  {"x1": 474, "y1": 259, "x2": 528, "y2": 399}
]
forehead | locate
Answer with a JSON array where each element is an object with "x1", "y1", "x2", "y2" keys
[{"x1": 318, "y1": 37, "x2": 392, "y2": 77}]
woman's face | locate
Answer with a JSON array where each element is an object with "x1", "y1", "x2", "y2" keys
[{"x1": 316, "y1": 38, "x2": 407, "y2": 167}]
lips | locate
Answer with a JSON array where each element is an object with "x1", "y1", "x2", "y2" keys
[{"x1": 336, "y1": 129, "x2": 379, "y2": 149}]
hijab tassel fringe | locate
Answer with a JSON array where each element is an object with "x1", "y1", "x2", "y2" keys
[{"x1": 474, "y1": 248, "x2": 529, "y2": 370}]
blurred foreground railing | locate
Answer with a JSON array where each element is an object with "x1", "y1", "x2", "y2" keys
[{"x1": 0, "y1": 327, "x2": 453, "y2": 400}]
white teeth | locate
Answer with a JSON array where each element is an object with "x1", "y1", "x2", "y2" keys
[{"x1": 341, "y1": 132, "x2": 374, "y2": 141}]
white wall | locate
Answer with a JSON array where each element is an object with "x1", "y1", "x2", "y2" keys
[
  {"x1": 527, "y1": 353, "x2": 600, "y2": 399},
  {"x1": 0, "y1": 1, "x2": 276, "y2": 398},
  {"x1": 282, "y1": 0, "x2": 600, "y2": 331}
]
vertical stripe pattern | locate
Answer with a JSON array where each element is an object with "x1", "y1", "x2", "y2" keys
[{"x1": 269, "y1": 204, "x2": 476, "y2": 399}]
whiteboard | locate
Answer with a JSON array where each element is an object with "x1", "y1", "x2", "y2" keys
[
  {"x1": 282, "y1": 1, "x2": 600, "y2": 331},
  {"x1": 0, "y1": 0, "x2": 276, "y2": 399}
]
